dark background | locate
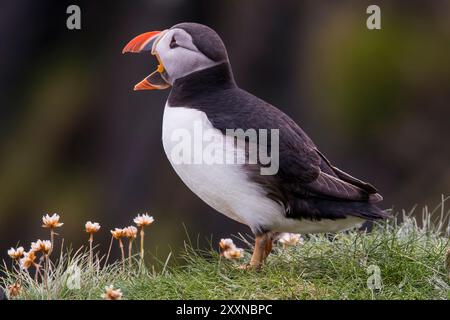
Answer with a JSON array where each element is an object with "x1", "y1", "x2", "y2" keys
[{"x1": 1, "y1": 0, "x2": 449, "y2": 263}]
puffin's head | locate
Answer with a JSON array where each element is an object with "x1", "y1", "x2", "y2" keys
[{"x1": 122, "y1": 23, "x2": 228, "y2": 90}]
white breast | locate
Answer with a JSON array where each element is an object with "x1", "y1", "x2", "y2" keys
[{"x1": 161, "y1": 103, "x2": 364, "y2": 234}]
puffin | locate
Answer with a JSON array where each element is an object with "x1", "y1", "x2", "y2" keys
[{"x1": 122, "y1": 22, "x2": 389, "y2": 268}]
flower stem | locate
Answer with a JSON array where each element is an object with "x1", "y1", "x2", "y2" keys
[
  {"x1": 128, "y1": 240, "x2": 133, "y2": 268},
  {"x1": 34, "y1": 263, "x2": 41, "y2": 282},
  {"x1": 140, "y1": 227, "x2": 145, "y2": 263},
  {"x1": 89, "y1": 233, "x2": 94, "y2": 267},
  {"x1": 44, "y1": 255, "x2": 49, "y2": 298},
  {"x1": 49, "y1": 229, "x2": 55, "y2": 257},
  {"x1": 119, "y1": 239, "x2": 125, "y2": 269}
]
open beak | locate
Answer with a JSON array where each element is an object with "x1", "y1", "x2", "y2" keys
[{"x1": 122, "y1": 30, "x2": 171, "y2": 91}]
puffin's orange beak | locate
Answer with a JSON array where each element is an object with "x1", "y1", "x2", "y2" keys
[
  {"x1": 122, "y1": 31, "x2": 162, "y2": 54},
  {"x1": 122, "y1": 30, "x2": 170, "y2": 91}
]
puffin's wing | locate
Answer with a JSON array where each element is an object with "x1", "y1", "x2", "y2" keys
[
  {"x1": 252, "y1": 105, "x2": 381, "y2": 203},
  {"x1": 303, "y1": 148, "x2": 383, "y2": 203},
  {"x1": 314, "y1": 148, "x2": 379, "y2": 194},
  {"x1": 270, "y1": 103, "x2": 382, "y2": 202},
  {"x1": 201, "y1": 88, "x2": 381, "y2": 202},
  {"x1": 302, "y1": 170, "x2": 382, "y2": 203}
]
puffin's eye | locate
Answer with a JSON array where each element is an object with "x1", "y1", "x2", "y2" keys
[{"x1": 169, "y1": 36, "x2": 179, "y2": 49}]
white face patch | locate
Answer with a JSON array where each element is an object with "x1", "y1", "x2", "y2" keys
[{"x1": 153, "y1": 28, "x2": 222, "y2": 84}]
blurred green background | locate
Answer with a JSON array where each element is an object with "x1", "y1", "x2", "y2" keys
[{"x1": 1, "y1": 0, "x2": 449, "y2": 262}]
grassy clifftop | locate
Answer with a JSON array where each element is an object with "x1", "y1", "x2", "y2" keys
[{"x1": 2, "y1": 209, "x2": 449, "y2": 300}]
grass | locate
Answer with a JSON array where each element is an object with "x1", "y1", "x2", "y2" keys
[{"x1": 1, "y1": 203, "x2": 449, "y2": 300}]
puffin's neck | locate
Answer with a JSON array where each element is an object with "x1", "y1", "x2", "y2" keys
[{"x1": 168, "y1": 62, "x2": 237, "y2": 106}]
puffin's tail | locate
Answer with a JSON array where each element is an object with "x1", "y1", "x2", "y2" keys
[
  {"x1": 325, "y1": 201, "x2": 390, "y2": 220},
  {"x1": 291, "y1": 198, "x2": 392, "y2": 221}
]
